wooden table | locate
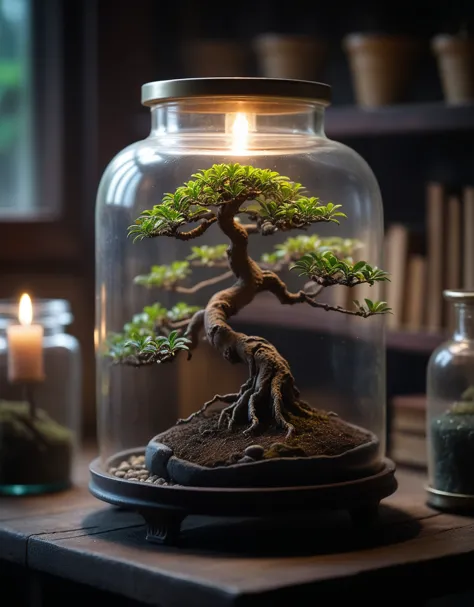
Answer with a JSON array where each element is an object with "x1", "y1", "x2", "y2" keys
[{"x1": 1, "y1": 449, "x2": 474, "y2": 607}]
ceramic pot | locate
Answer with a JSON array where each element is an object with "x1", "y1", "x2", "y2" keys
[
  {"x1": 253, "y1": 33, "x2": 327, "y2": 80},
  {"x1": 432, "y1": 34, "x2": 474, "y2": 104},
  {"x1": 343, "y1": 33, "x2": 419, "y2": 107}
]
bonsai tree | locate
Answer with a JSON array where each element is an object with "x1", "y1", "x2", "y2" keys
[{"x1": 108, "y1": 163, "x2": 390, "y2": 439}]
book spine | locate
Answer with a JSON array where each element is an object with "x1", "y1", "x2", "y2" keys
[{"x1": 426, "y1": 183, "x2": 444, "y2": 331}]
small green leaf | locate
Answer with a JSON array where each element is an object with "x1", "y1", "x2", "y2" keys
[{"x1": 352, "y1": 260, "x2": 366, "y2": 272}]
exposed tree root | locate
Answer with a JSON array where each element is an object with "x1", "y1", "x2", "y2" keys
[{"x1": 178, "y1": 335, "x2": 320, "y2": 438}]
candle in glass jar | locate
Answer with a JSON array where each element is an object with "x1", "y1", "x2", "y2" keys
[{"x1": 7, "y1": 293, "x2": 44, "y2": 383}]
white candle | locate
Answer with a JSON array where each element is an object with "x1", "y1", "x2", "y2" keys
[{"x1": 7, "y1": 293, "x2": 44, "y2": 383}]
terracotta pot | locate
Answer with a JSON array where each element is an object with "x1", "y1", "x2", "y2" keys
[
  {"x1": 182, "y1": 39, "x2": 248, "y2": 77},
  {"x1": 432, "y1": 34, "x2": 474, "y2": 104},
  {"x1": 343, "y1": 33, "x2": 419, "y2": 107},
  {"x1": 253, "y1": 33, "x2": 327, "y2": 80}
]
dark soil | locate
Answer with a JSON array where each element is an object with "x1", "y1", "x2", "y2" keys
[{"x1": 156, "y1": 409, "x2": 372, "y2": 468}]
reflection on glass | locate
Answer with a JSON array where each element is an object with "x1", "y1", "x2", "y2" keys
[{"x1": 0, "y1": 0, "x2": 33, "y2": 216}]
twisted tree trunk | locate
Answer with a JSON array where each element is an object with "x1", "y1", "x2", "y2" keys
[{"x1": 183, "y1": 198, "x2": 317, "y2": 437}]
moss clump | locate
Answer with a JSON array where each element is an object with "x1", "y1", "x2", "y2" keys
[
  {"x1": 449, "y1": 387, "x2": 474, "y2": 415},
  {"x1": 449, "y1": 401, "x2": 474, "y2": 415},
  {"x1": 0, "y1": 401, "x2": 73, "y2": 489}
]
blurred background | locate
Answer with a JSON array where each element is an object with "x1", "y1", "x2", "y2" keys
[{"x1": 0, "y1": 0, "x2": 473, "y2": 467}]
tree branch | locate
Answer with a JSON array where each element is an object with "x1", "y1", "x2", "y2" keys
[
  {"x1": 184, "y1": 309, "x2": 206, "y2": 351},
  {"x1": 169, "y1": 318, "x2": 193, "y2": 329},
  {"x1": 118, "y1": 353, "x2": 176, "y2": 367},
  {"x1": 311, "y1": 275, "x2": 376, "y2": 288},
  {"x1": 175, "y1": 270, "x2": 233, "y2": 294},
  {"x1": 241, "y1": 224, "x2": 259, "y2": 235},
  {"x1": 173, "y1": 217, "x2": 217, "y2": 241},
  {"x1": 303, "y1": 297, "x2": 372, "y2": 317},
  {"x1": 261, "y1": 270, "x2": 374, "y2": 317}
]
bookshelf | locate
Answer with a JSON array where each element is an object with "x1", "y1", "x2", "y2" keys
[
  {"x1": 233, "y1": 293, "x2": 446, "y2": 354},
  {"x1": 326, "y1": 102, "x2": 474, "y2": 138}
]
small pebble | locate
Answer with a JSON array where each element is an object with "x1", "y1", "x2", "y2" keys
[
  {"x1": 244, "y1": 445, "x2": 265, "y2": 459},
  {"x1": 108, "y1": 454, "x2": 178, "y2": 486},
  {"x1": 239, "y1": 455, "x2": 254, "y2": 464}
]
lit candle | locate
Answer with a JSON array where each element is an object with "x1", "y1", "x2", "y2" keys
[
  {"x1": 7, "y1": 293, "x2": 44, "y2": 383},
  {"x1": 231, "y1": 112, "x2": 250, "y2": 154}
]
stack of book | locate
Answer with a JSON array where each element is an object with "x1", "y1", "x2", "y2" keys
[
  {"x1": 383, "y1": 184, "x2": 474, "y2": 332},
  {"x1": 389, "y1": 393, "x2": 427, "y2": 469}
]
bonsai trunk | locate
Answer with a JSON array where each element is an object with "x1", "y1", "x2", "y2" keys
[{"x1": 183, "y1": 198, "x2": 317, "y2": 436}]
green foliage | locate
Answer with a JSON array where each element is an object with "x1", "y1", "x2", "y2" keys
[
  {"x1": 109, "y1": 331, "x2": 190, "y2": 364},
  {"x1": 261, "y1": 234, "x2": 362, "y2": 267},
  {"x1": 123, "y1": 303, "x2": 168, "y2": 335},
  {"x1": 119, "y1": 162, "x2": 391, "y2": 372},
  {"x1": 128, "y1": 163, "x2": 346, "y2": 239},
  {"x1": 353, "y1": 299, "x2": 392, "y2": 316},
  {"x1": 167, "y1": 302, "x2": 201, "y2": 322},
  {"x1": 187, "y1": 244, "x2": 228, "y2": 266},
  {"x1": 134, "y1": 261, "x2": 190, "y2": 289},
  {"x1": 107, "y1": 301, "x2": 199, "y2": 363},
  {"x1": 291, "y1": 251, "x2": 390, "y2": 287},
  {"x1": 245, "y1": 199, "x2": 345, "y2": 234}
]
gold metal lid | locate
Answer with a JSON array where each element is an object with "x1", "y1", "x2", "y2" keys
[
  {"x1": 443, "y1": 289, "x2": 474, "y2": 301},
  {"x1": 141, "y1": 77, "x2": 331, "y2": 108}
]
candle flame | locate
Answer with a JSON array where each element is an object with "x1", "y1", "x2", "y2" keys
[
  {"x1": 19, "y1": 293, "x2": 33, "y2": 326},
  {"x1": 231, "y1": 112, "x2": 249, "y2": 154}
]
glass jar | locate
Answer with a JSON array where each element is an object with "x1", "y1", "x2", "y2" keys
[
  {"x1": 427, "y1": 290, "x2": 474, "y2": 510},
  {"x1": 94, "y1": 78, "x2": 390, "y2": 493},
  {"x1": 0, "y1": 298, "x2": 81, "y2": 495}
]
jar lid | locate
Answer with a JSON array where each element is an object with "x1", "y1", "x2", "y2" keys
[
  {"x1": 443, "y1": 289, "x2": 474, "y2": 301},
  {"x1": 141, "y1": 77, "x2": 331, "y2": 107}
]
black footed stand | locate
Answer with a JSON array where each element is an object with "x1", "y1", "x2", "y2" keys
[
  {"x1": 142, "y1": 509, "x2": 187, "y2": 545},
  {"x1": 89, "y1": 452, "x2": 396, "y2": 546}
]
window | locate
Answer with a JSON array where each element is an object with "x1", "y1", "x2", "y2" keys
[{"x1": 0, "y1": 0, "x2": 34, "y2": 216}]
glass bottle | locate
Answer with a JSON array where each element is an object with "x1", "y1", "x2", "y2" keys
[
  {"x1": 94, "y1": 78, "x2": 388, "y2": 490},
  {"x1": 427, "y1": 290, "x2": 474, "y2": 510},
  {"x1": 0, "y1": 298, "x2": 81, "y2": 495}
]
